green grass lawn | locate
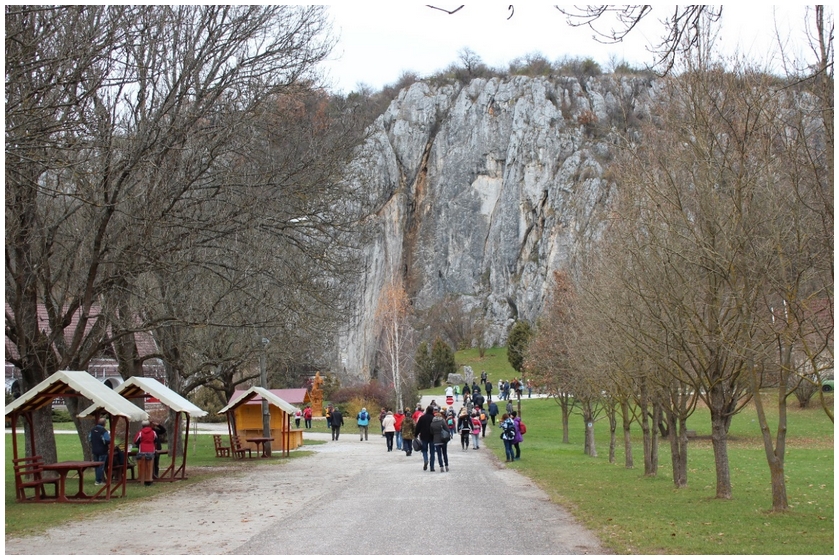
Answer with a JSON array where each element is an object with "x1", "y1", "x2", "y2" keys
[
  {"x1": 456, "y1": 346, "x2": 832, "y2": 554},
  {"x1": 481, "y1": 395, "x2": 834, "y2": 555}
]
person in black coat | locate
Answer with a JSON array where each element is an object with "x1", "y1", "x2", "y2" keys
[
  {"x1": 152, "y1": 422, "x2": 166, "y2": 478},
  {"x1": 485, "y1": 380, "x2": 493, "y2": 402},
  {"x1": 413, "y1": 406, "x2": 437, "y2": 471},
  {"x1": 330, "y1": 407, "x2": 344, "y2": 441},
  {"x1": 488, "y1": 400, "x2": 499, "y2": 425}
]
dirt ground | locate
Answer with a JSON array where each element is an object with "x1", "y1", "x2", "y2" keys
[{"x1": 6, "y1": 419, "x2": 608, "y2": 556}]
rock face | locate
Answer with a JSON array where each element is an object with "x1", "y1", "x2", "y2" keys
[{"x1": 338, "y1": 74, "x2": 656, "y2": 380}]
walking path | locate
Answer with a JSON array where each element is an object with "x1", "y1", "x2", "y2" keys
[{"x1": 6, "y1": 393, "x2": 606, "y2": 555}]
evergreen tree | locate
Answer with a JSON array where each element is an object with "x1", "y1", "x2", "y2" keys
[
  {"x1": 507, "y1": 320, "x2": 532, "y2": 372},
  {"x1": 431, "y1": 337, "x2": 456, "y2": 387}
]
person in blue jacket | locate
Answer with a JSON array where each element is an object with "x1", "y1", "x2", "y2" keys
[{"x1": 357, "y1": 407, "x2": 371, "y2": 441}]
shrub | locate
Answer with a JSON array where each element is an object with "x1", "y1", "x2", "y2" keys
[
  {"x1": 332, "y1": 380, "x2": 391, "y2": 412},
  {"x1": 51, "y1": 407, "x2": 73, "y2": 423}
]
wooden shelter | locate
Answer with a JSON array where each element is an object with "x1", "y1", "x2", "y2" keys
[
  {"x1": 4, "y1": 370, "x2": 148, "y2": 502},
  {"x1": 218, "y1": 387, "x2": 301, "y2": 458},
  {"x1": 80, "y1": 376, "x2": 207, "y2": 482}
]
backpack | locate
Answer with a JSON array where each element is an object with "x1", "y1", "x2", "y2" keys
[
  {"x1": 502, "y1": 422, "x2": 516, "y2": 440},
  {"x1": 519, "y1": 421, "x2": 527, "y2": 435},
  {"x1": 359, "y1": 411, "x2": 368, "y2": 421},
  {"x1": 480, "y1": 412, "x2": 486, "y2": 422}
]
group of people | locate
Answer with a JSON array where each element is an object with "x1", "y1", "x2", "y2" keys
[
  {"x1": 89, "y1": 417, "x2": 167, "y2": 487},
  {"x1": 348, "y1": 398, "x2": 524, "y2": 472},
  {"x1": 293, "y1": 405, "x2": 314, "y2": 429},
  {"x1": 496, "y1": 378, "x2": 533, "y2": 400}
]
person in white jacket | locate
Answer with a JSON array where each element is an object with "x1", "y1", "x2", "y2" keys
[{"x1": 381, "y1": 410, "x2": 396, "y2": 451}]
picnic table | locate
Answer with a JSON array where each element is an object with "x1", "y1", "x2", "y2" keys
[
  {"x1": 246, "y1": 437, "x2": 274, "y2": 458},
  {"x1": 41, "y1": 461, "x2": 103, "y2": 502}
]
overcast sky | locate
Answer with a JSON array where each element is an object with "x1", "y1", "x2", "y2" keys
[{"x1": 318, "y1": 4, "x2": 821, "y2": 94}]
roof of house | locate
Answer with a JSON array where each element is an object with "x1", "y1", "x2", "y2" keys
[
  {"x1": 219, "y1": 387, "x2": 296, "y2": 415},
  {"x1": 229, "y1": 388, "x2": 308, "y2": 406},
  {"x1": 5, "y1": 302, "x2": 159, "y2": 363},
  {"x1": 4, "y1": 370, "x2": 148, "y2": 421}
]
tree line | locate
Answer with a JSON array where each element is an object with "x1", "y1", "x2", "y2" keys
[
  {"x1": 524, "y1": 7, "x2": 833, "y2": 513},
  {"x1": 5, "y1": 5, "x2": 372, "y2": 462}
]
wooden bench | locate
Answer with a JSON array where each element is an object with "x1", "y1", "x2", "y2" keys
[
  {"x1": 213, "y1": 434, "x2": 230, "y2": 458},
  {"x1": 112, "y1": 449, "x2": 136, "y2": 481},
  {"x1": 13, "y1": 455, "x2": 60, "y2": 502},
  {"x1": 230, "y1": 435, "x2": 253, "y2": 459}
]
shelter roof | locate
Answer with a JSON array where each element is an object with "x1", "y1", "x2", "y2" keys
[
  {"x1": 97, "y1": 376, "x2": 207, "y2": 417},
  {"x1": 4, "y1": 370, "x2": 148, "y2": 421},
  {"x1": 229, "y1": 388, "x2": 308, "y2": 406},
  {"x1": 219, "y1": 387, "x2": 296, "y2": 415}
]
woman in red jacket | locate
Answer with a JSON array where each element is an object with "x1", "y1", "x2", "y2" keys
[{"x1": 134, "y1": 420, "x2": 157, "y2": 486}]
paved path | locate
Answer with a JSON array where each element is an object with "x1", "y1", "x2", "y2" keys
[{"x1": 6, "y1": 394, "x2": 606, "y2": 555}]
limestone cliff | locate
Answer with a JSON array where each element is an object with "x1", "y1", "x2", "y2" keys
[{"x1": 337, "y1": 74, "x2": 657, "y2": 379}]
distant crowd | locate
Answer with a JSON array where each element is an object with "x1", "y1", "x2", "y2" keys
[{"x1": 320, "y1": 370, "x2": 528, "y2": 472}]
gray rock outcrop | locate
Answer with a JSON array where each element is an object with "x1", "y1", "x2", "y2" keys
[{"x1": 338, "y1": 74, "x2": 656, "y2": 380}]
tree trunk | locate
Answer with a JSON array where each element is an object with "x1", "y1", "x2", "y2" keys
[
  {"x1": 640, "y1": 401, "x2": 655, "y2": 475},
  {"x1": 561, "y1": 397, "x2": 571, "y2": 444},
  {"x1": 667, "y1": 410, "x2": 688, "y2": 488},
  {"x1": 649, "y1": 402, "x2": 660, "y2": 477},
  {"x1": 751, "y1": 362, "x2": 789, "y2": 511},
  {"x1": 621, "y1": 400, "x2": 634, "y2": 468},
  {"x1": 608, "y1": 406, "x2": 617, "y2": 464},
  {"x1": 709, "y1": 407, "x2": 733, "y2": 499},
  {"x1": 583, "y1": 409, "x2": 597, "y2": 457}
]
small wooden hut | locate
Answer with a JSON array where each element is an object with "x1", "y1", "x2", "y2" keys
[{"x1": 218, "y1": 387, "x2": 302, "y2": 457}]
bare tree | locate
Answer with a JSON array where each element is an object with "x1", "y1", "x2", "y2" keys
[
  {"x1": 556, "y1": 6, "x2": 723, "y2": 75},
  {"x1": 5, "y1": 6, "x2": 339, "y2": 458},
  {"x1": 375, "y1": 280, "x2": 414, "y2": 411}
]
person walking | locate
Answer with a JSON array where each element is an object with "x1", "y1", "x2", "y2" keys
[
  {"x1": 294, "y1": 407, "x2": 302, "y2": 429},
  {"x1": 462, "y1": 381, "x2": 470, "y2": 400},
  {"x1": 133, "y1": 420, "x2": 157, "y2": 486},
  {"x1": 414, "y1": 405, "x2": 436, "y2": 471},
  {"x1": 506, "y1": 400, "x2": 514, "y2": 416},
  {"x1": 401, "y1": 409, "x2": 415, "y2": 456},
  {"x1": 527, "y1": 380, "x2": 533, "y2": 398},
  {"x1": 453, "y1": 384, "x2": 460, "y2": 402},
  {"x1": 457, "y1": 410, "x2": 471, "y2": 451},
  {"x1": 478, "y1": 406, "x2": 488, "y2": 438},
  {"x1": 382, "y1": 410, "x2": 396, "y2": 451},
  {"x1": 511, "y1": 410, "x2": 523, "y2": 460},
  {"x1": 89, "y1": 417, "x2": 110, "y2": 486},
  {"x1": 485, "y1": 379, "x2": 493, "y2": 402},
  {"x1": 412, "y1": 404, "x2": 423, "y2": 424},
  {"x1": 330, "y1": 406, "x2": 344, "y2": 441},
  {"x1": 379, "y1": 408, "x2": 387, "y2": 437},
  {"x1": 357, "y1": 407, "x2": 371, "y2": 441},
  {"x1": 393, "y1": 409, "x2": 405, "y2": 450},
  {"x1": 430, "y1": 408, "x2": 450, "y2": 472},
  {"x1": 303, "y1": 405, "x2": 312, "y2": 429},
  {"x1": 325, "y1": 405, "x2": 333, "y2": 430},
  {"x1": 488, "y1": 400, "x2": 499, "y2": 425},
  {"x1": 499, "y1": 413, "x2": 516, "y2": 462},
  {"x1": 470, "y1": 411, "x2": 482, "y2": 450}
]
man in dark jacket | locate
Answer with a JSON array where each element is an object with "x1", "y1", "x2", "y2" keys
[
  {"x1": 413, "y1": 406, "x2": 436, "y2": 471},
  {"x1": 488, "y1": 400, "x2": 499, "y2": 425},
  {"x1": 330, "y1": 407, "x2": 344, "y2": 441},
  {"x1": 89, "y1": 417, "x2": 110, "y2": 486},
  {"x1": 485, "y1": 380, "x2": 493, "y2": 402}
]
